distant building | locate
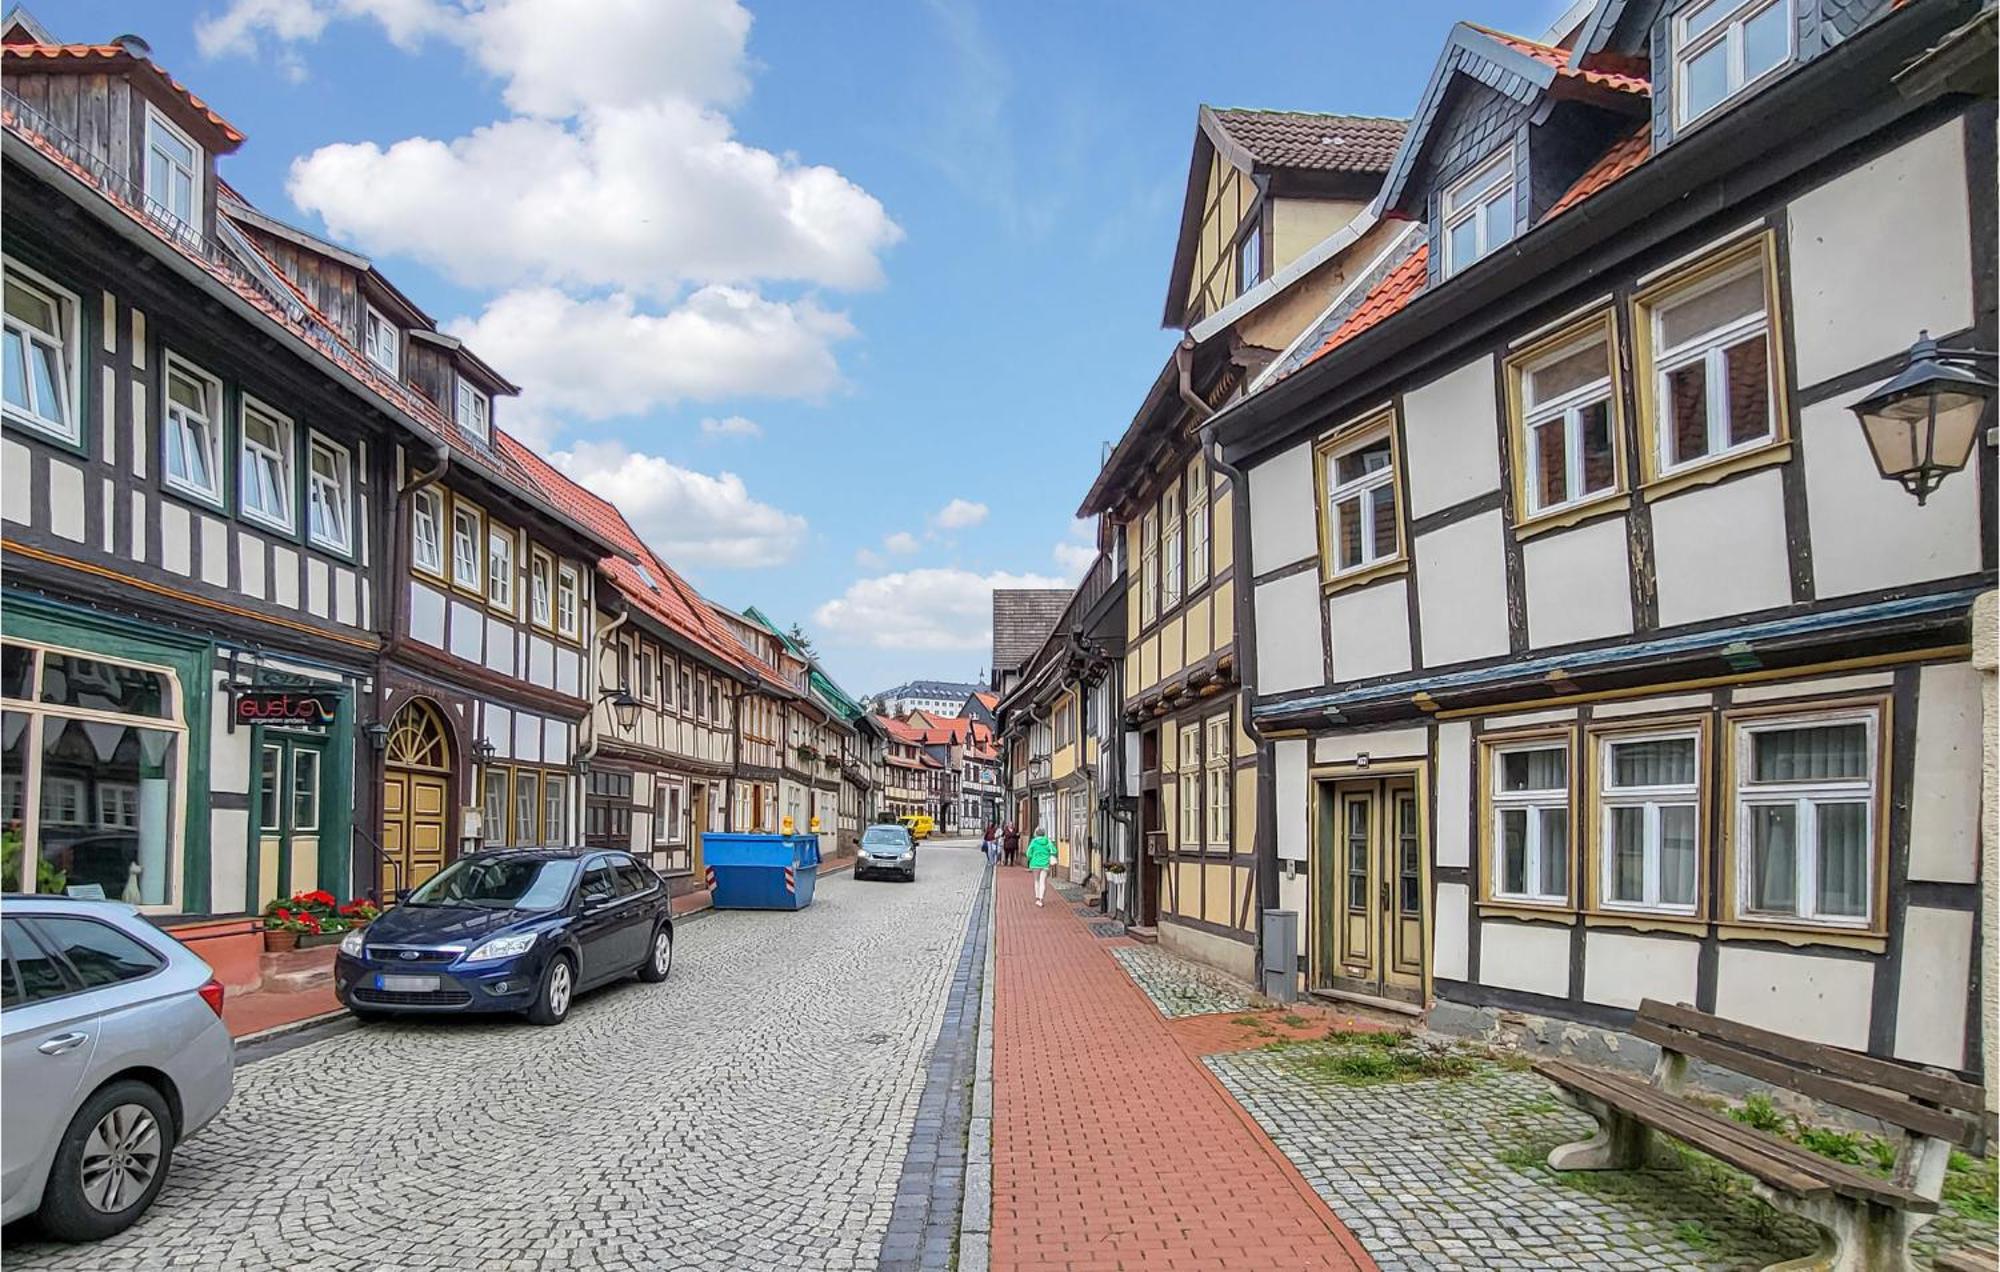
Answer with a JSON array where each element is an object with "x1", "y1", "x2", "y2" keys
[{"x1": 868, "y1": 678, "x2": 987, "y2": 719}]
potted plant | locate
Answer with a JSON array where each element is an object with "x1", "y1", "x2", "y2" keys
[
  {"x1": 262, "y1": 906, "x2": 312, "y2": 952},
  {"x1": 263, "y1": 890, "x2": 353, "y2": 950},
  {"x1": 339, "y1": 897, "x2": 381, "y2": 927},
  {"x1": 1104, "y1": 861, "x2": 1130, "y2": 915}
]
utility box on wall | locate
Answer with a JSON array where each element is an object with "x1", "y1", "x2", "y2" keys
[{"x1": 1261, "y1": 909, "x2": 1298, "y2": 1003}]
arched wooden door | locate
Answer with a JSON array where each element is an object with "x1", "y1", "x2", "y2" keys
[{"x1": 381, "y1": 699, "x2": 452, "y2": 897}]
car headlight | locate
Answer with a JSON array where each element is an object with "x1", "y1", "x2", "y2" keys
[
  {"x1": 464, "y1": 932, "x2": 539, "y2": 963},
  {"x1": 339, "y1": 928, "x2": 366, "y2": 958}
]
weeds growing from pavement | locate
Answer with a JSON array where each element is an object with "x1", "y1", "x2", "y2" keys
[{"x1": 1265, "y1": 1031, "x2": 1474, "y2": 1085}]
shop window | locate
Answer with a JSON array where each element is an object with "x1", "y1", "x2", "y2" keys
[
  {"x1": 291, "y1": 748, "x2": 321, "y2": 833},
  {"x1": 3, "y1": 263, "x2": 81, "y2": 444},
  {"x1": 259, "y1": 745, "x2": 282, "y2": 832},
  {"x1": 1729, "y1": 707, "x2": 1880, "y2": 929},
  {"x1": 543, "y1": 774, "x2": 568, "y2": 845},
  {"x1": 514, "y1": 770, "x2": 539, "y2": 845},
  {"x1": 1486, "y1": 738, "x2": 1571, "y2": 906}
]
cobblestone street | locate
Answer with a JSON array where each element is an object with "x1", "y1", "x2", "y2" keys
[{"x1": 6, "y1": 843, "x2": 990, "y2": 1272}]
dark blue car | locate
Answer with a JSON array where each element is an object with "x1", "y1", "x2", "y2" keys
[{"x1": 335, "y1": 848, "x2": 675, "y2": 1027}]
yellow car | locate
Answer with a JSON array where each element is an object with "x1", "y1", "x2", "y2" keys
[{"x1": 898, "y1": 814, "x2": 936, "y2": 841}]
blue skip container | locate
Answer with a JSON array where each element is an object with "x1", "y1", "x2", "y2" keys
[{"x1": 702, "y1": 834, "x2": 822, "y2": 910}]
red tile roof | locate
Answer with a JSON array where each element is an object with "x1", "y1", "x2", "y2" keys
[
  {"x1": 4, "y1": 43, "x2": 247, "y2": 143},
  {"x1": 1307, "y1": 243, "x2": 1430, "y2": 364},
  {"x1": 1467, "y1": 25, "x2": 1652, "y2": 95},
  {"x1": 1543, "y1": 126, "x2": 1651, "y2": 221}
]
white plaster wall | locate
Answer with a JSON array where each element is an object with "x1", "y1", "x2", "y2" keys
[
  {"x1": 237, "y1": 532, "x2": 265, "y2": 600},
  {"x1": 335, "y1": 568, "x2": 357, "y2": 626},
  {"x1": 1787, "y1": 118, "x2": 1972, "y2": 386},
  {"x1": 1733, "y1": 672, "x2": 1892, "y2": 704},
  {"x1": 1893, "y1": 905, "x2": 1972, "y2": 1069},
  {"x1": 1255, "y1": 572, "x2": 1324, "y2": 694},
  {"x1": 272, "y1": 545, "x2": 297, "y2": 609},
  {"x1": 1274, "y1": 738, "x2": 1308, "y2": 862},
  {"x1": 513, "y1": 710, "x2": 542, "y2": 763},
  {"x1": 484, "y1": 704, "x2": 512, "y2": 759},
  {"x1": 161, "y1": 501, "x2": 190, "y2": 575},
  {"x1": 1402, "y1": 356, "x2": 1502, "y2": 518},
  {"x1": 528, "y1": 636, "x2": 555, "y2": 687},
  {"x1": 1, "y1": 438, "x2": 29, "y2": 524},
  {"x1": 448, "y1": 600, "x2": 482, "y2": 663},
  {"x1": 199, "y1": 515, "x2": 227, "y2": 586},
  {"x1": 209, "y1": 675, "x2": 249, "y2": 794},
  {"x1": 307, "y1": 558, "x2": 329, "y2": 618},
  {"x1": 408, "y1": 581, "x2": 446, "y2": 648},
  {"x1": 556, "y1": 647, "x2": 581, "y2": 698},
  {"x1": 1434, "y1": 882, "x2": 1470, "y2": 981},
  {"x1": 1415, "y1": 510, "x2": 1511, "y2": 667},
  {"x1": 49, "y1": 460, "x2": 84, "y2": 542},
  {"x1": 484, "y1": 618, "x2": 515, "y2": 677},
  {"x1": 1313, "y1": 727, "x2": 1429, "y2": 764},
  {"x1": 1523, "y1": 517, "x2": 1633, "y2": 648},
  {"x1": 1328, "y1": 580, "x2": 1412, "y2": 682},
  {"x1": 1247, "y1": 443, "x2": 1317, "y2": 571},
  {"x1": 1435, "y1": 721, "x2": 1472, "y2": 868},
  {"x1": 209, "y1": 807, "x2": 248, "y2": 916},
  {"x1": 1650, "y1": 469, "x2": 1791, "y2": 627},
  {"x1": 1801, "y1": 390, "x2": 1983, "y2": 598},
  {"x1": 1479, "y1": 920, "x2": 1570, "y2": 998},
  {"x1": 1594, "y1": 692, "x2": 1716, "y2": 719},
  {"x1": 1582, "y1": 930, "x2": 1700, "y2": 1010},
  {"x1": 1909, "y1": 662, "x2": 1983, "y2": 883},
  {"x1": 1713, "y1": 946, "x2": 1872, "y2": 1050}
]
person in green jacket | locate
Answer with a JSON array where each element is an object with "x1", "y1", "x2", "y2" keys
[{"x1": 1026, "y1": 830, "x2": 1056, "y2": 906}]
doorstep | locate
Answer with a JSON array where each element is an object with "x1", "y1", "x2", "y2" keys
[
  {"x1": 1124, "y1": 924, "x2": 1159, "y2": 944},
  {"x1": 220, "y1": 944, "x2": 340, "y2": 1040}
]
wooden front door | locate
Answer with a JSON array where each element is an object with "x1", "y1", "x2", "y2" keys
[
  {"x1": 255, "y1": 736, "x2": 326, "y2": 909},
  {"x1": 381, "y1": 700, "x2": 452, "y2": 897},
  {"x1": 1316, "y1": 777, "x2": 1425, "y2": 1004}
]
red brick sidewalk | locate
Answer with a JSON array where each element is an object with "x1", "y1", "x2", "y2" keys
[{"x1": 991, "y1": 870, "x2": 1374, "y2": 1271}]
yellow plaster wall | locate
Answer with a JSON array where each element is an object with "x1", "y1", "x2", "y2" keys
[
  {"x1": 1123, "y1": 651, "x2": 1138, "y2": 702},
  {"x1": 1213, "y1": 578, "x2": 1235, "y2": 650},
  {"x1": 1052, "y1": 744, "x2": 1076, "y2": 781},
  {"x1": 1162, "y1": 781, "x2": 1179, "y2": 851},
  {"x1": 1271, "y1": 196, "x2": 1368, "y2": 271},
  {"x1": 1185, "y1": 594, "x2": 1213, "y2": 662},
  {"x1": 1175, "y1": 861, "x2": 1203, "y2": 919},
  {"x1": 1213, "y1": 486, "x2": 1235, "y2": 573},
  {"x1": 1235, "y1": 767, "x2": 1256, "y2": 851},
  {"x1": 1125, "y1": 519, "x2": 1142, "y2": 638},
  {"x1": 1203, "y1": 863, "x2": 1234, "y2": 925},
  {"x1": 1161, "y1": 614, "x2": 1185, "y2": 679},
  {"x1": 1140, "y1": 635, "x2": 1158, "y2": 690}
]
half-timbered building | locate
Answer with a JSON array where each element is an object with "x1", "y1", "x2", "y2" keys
[{"x1": 1216, "y1": 0, "x2": 1994, "y2": 1082}]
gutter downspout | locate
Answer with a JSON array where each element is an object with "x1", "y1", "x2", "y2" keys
[
  {"x1": 1183, "y1": 337, "x2": 1283, "y2": 992},
  {"x1": 576, "y1": 597, "x2": 631, "y2": 774}
]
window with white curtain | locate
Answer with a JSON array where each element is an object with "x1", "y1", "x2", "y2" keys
[
  {"x1": 1734, "y1": 711, "x2": 1876, "y2": 926},
  {"x1": 239, "y1": 398, "x2": 294, "y2": 532},
  {"x1": 411, "y1": 488, "x2": 444, "y2": 575},
  {"x1": 1489, "y1": 741, "x2": 1569, "y2": 903},
  {"x1": 162, "y1": 355, "x2": 222, "y2": 504},
  {"x1": 1599, "y1": 731, "x2": 1700, "y2": 913}
]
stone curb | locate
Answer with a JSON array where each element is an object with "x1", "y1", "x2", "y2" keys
[
  {"x1": 233, "y1": 1008, "x2": 358, "y2": 1062},
  {"x1": 957, "y1": 869, "x2": 997, "y2": 1272}
]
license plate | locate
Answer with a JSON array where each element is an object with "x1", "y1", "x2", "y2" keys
[{"x1": 375, "y1": 974, "x2": 440, "y2": 993}]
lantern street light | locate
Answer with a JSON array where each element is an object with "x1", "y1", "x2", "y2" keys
[
  {"x1": 1848, "y1": 331, "x2": 1995, "y2": 505},
  {"x1": 603, "y1": 687, "x2": 641, "y2": 732},
  {"x1": 474, "y1": 738, "x2": 496, "y2": 767}
]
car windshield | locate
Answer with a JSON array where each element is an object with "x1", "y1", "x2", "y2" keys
[
  {"x1": 863, "y1": 828, "x2": 911, "y2": 849},
  {"x1": 404, "y1": 857, "x2": 581, "y2": 911}
]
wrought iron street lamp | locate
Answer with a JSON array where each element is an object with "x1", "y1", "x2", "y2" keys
[
  {"x1": 474, "y1": 738, "x2": 496, "y2": 766},
  {"x1": 1848, "y1": 332, "x2": 1995, "y2": 505},
  {"x1": 603, "y1": 687, "x2": 641, "y2": 731}
]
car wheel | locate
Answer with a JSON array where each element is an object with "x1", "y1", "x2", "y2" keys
[
  {"x1": 37, "y1": 1079, "x2": 176, "y2": 1242},
  {"x1": 526, "y1": 953, "x2": 575, "y2": 1026},
  {"x1": 638, "y1": 924, "x2": 674, "y2": 984}
]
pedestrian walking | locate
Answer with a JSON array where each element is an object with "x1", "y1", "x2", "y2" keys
[
  {"x1": 1027, "y1": 829, "x2": 1056, "y2": 906},
  {"x1": 981, "y1": 821, "x2": 999, "y2": 864},
  {"x1": 1002, "y1": 823, "x2": 1021, "y2": 868}
]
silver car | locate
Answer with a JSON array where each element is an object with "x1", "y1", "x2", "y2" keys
[{"x1": 1, "y1": 896, "x2": 234, "y2": 1241}]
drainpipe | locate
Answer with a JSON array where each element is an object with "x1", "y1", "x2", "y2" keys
[
  {"x1": 1182, "y1": 338, "x2": 1283, "y2": 990},
  {"x1": 576, "y1": 597, "x2": 631, "y2": 773}
]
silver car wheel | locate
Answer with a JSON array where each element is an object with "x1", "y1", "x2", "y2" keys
[
  {"x1": 547, "y1": 960, "x2": 573, "y2": 1017},
  {"x1": 79, "y1": 1103, "x2": 161, "y2": 1214},
  {"x1": 653, "y1": 930, "x2": 673, "y2": 977}
]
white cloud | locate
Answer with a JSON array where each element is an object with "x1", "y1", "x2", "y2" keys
[
  {"x1": 196, "y1": 0, "x2": 329, "y2": 58},
  {"x1": 549, "y1": 439, "x2": 805, "y2": 567},
  {"x1": 815, "y1": 568, "x2": 1069, "y2": 652},
  {"x1": 853, "y1": 547, "x2": 885, "y2": 569},
  {"x1": 699, "y1": 415, "x2": 763, "y2": 439},
  {"x1": 446, "y1": 288, "x2": 851, "y2": 421},
  {"x1": 1052, "y1": 541, "x2": 1096, "y2": 580},
  {"x1": 882, "y1": 531, "x2": 921, "y2": 555},
  {"x1": 931, "y1": 498, "x2": 988, "y2": 530}
]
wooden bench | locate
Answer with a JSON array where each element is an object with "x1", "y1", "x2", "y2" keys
[{"x1": 1534, "y1": 999, "x2": 1986, "y2": 1272}]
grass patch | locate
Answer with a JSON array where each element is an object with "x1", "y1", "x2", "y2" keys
[
  {"x1": 1504, "y1": 1094, "x2": 1561, "y2": 1117},
  {"x1": 1323, "y1": 1026, "x2": 1409, "y2": 1047},
  {"x1": 1673, "y1": 1219, "x2": 1716, "y2": 1250},
  {"x1": 1942, "y1": 1150, "x2": 1998, "y2": 1227},
  {"x1": 1279, "y1": 1013, "x2": 1310, "y2": 1028},
  {"x1": 1230, "y1": 1014, "x2": 1264, "y2": 1027},
  {"x1": 1268, "y1": 1034, "x2": 1476, "y2": 1086}
]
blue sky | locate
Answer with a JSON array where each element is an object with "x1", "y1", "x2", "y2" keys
[{"x1": 61, "y1": 0, "x2": 1564, "y2": 694}]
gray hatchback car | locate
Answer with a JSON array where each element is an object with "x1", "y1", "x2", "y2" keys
[{"x1": 1, "y1": 897, "x2": 235, "y2": 1241}]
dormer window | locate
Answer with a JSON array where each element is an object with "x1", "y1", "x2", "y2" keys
[
  {"x1": 455, "y1": 379, "x2": 490, "y2": 442},
  {"x1": 143, "y1": 106, "x2": 201, "y2": 230},
  {"x1": 364, "y1": 305, "x2": 399, "y2": 376},
  {"x1": 1673, "y1": 0, "x2": 1791, "y2": 129},
  {"x1": 1441, "y1": 149, "x2": 1515, "y2": 278}
]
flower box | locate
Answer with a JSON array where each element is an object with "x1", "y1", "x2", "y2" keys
[{"x1": 297, "y1": 930, "x2": 344, "y2": 950}]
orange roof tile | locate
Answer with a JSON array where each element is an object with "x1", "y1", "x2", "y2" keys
[
  {"x1": 1543, "y1": 126, "x2": 1651, "y2": 221},
  {"x1": 1467, "y1": 25, "x2": 1651, "y2": 95},
  {"x1": 4, "y1": 44, "x2": 246, "y2": 143},
  {"x1": 1308, "y1": 243, "x2": 1430, "y2": 364}
]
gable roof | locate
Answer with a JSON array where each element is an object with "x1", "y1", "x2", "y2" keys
[
  {"x1": 1375, "y1": 21, "x2": 1648, "y2": 218},
  {"x1": 2, "y1": 34, "x2": 245, "y2": 149},
  {"x1": 991, "y1": 590, "x2": 1074, "y2": 676}
]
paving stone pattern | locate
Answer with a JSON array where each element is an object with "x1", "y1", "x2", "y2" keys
[
  {"x1": 877, "y1": 861, "x2": 990, "y2": 1272},
  {"x1": 8, "y1": 846, "x2": 991, "y2": 1272},
  {"x1": 1209, "y1": 1051, "x2": 1823, "y2": 1271},
  {"x1": 1108, "y1": 943, "x2": 1258, "y2": 1018}
]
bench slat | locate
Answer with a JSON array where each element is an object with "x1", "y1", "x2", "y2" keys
[
  {"x1": 1933, "y1": 1246, "x2": 1999, "y2": 1272},
  {"x1": 1536, "y1": 1060, "x2": 1936, "y2": 1211},
  {"x1": 1634, "y1": 1018, "x2": 1978, "y2": 1148},
  {"x1": 1638, "y1": 1000, "x2": 1983, "y2": 1116}
]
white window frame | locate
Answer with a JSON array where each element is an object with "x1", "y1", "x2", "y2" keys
[
  {"x1": 161, "y1": 352, "x2": 224, "y2": 507},
  {"x1": 1177, "y1": 722, "x2": 1201, "y2": 849},
  {"x1": 142, "y1": 103, "x2": 203, "y2": 232},
  {"x1": 237, "y1": 395, "x2": 295, "y2": 533},
  {"x1": 1597, "y1": 729, "x2": 1702, "y2": 915},
  {"x1": 455, "y1": 378, "x2": 490, "y2": 442},
  {"x1": 556, "y1": 565, "x2": 581, "y2": 639},
  {"x1": 1161, "y1": 486, "x2": 1183, "y2": 610},
  {"x1": 1672, "y1": 0, "x2": 1794, "y2": 130},
  {"x1": 1649, "y1": 257, "x2": 1774, "y2": 477},
  {"x1": 487, "y1": 525, "x2": 516, "y2": 613},
  {"x1": 1519, "y1": 331, "x2": 1619, "y2": 516},
  {"x1": 1488, "y1": 740, "x2": 1571, "y2": 905},
  {"x1": 530, "y1": 550, "x2": 553, "y2": 628},
  {"x1": 411, "y1": 487, "x2": 445, "y2": 577},
  {"x1": 1204, "y1": 713, "x2": 1231, "y2": 849},
  {"x1": 1237, "y1": 223, "x2": 1261, "y2": 297},
  {"x1": 363, "y1": 304, "x2": 400, "y2": 376},
  {"x1": 1441, "y1": 147, "x2": 1516, "y2": 278},
  {"x1": 1321, "y1": 424, "x2": 1400, "y2": 578},
  {"x1": 2, "y1": 260, "x2": 81, "y2": 444},
  {"x1": 1186, "y1": 461, "x2": 1210, "y2": 590},
  {"x1": 452, "y1": 504, "x2": 484, "y2": 592},
  {"x1": 305, "y1": 433, "x2": 354, "y2": 554},
  {"x1": 1140, "y1": 509, "x2": 1159, "y2": 625},
  {"x1": 1732, "y1": 708, "x2": 1879, "y2": 929}
]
